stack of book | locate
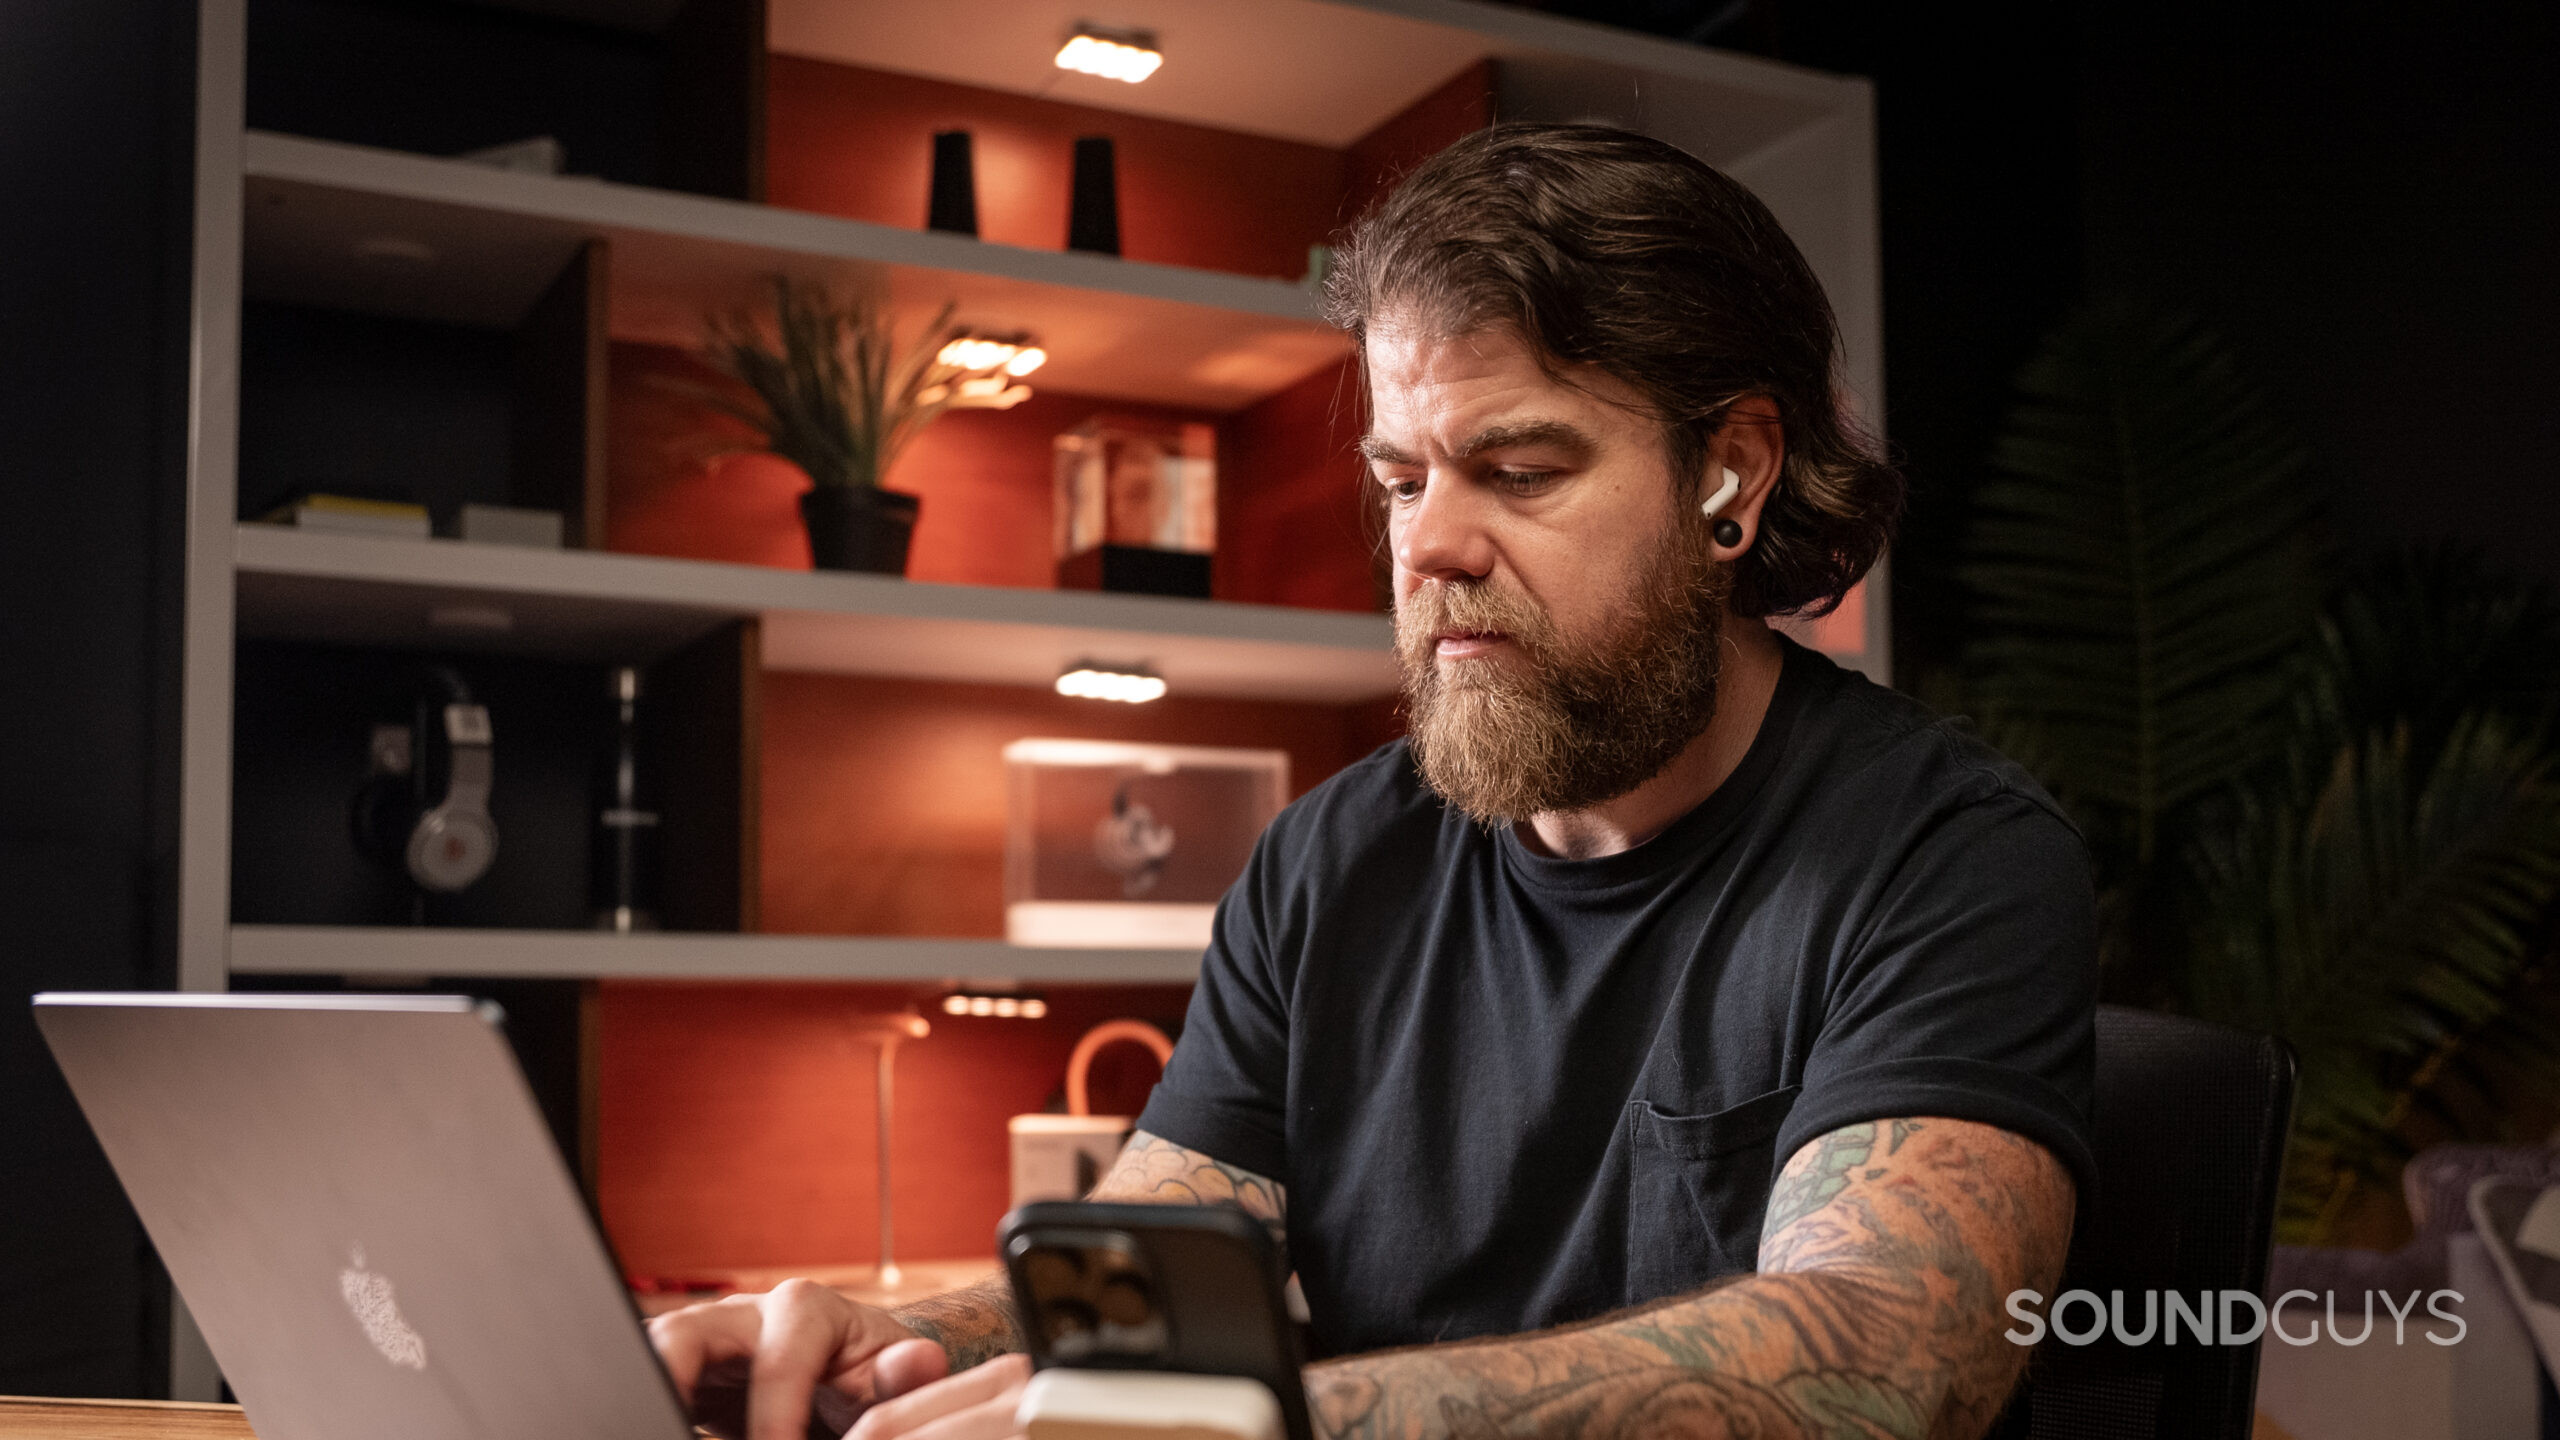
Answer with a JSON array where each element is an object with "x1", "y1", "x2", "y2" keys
[{"x1": 259, "y1": 494, "x2": 432, "y2": 539}]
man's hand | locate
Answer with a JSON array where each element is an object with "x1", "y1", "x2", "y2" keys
[
  {"x1": 845, "y1": 1353, "x2": 1034, "y2": 1440},
  {"x1": 647, "y1": 1280, "x2": 951, "y2": 1440},
  {"x1": 850, "y1": 1129, "x2": 1290, "y2": 1438},
  {"x1": 651, "y1": 1129, "x2": 1286, "y2": 1440}
]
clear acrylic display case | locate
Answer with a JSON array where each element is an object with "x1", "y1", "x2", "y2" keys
[
  {"x1": 1052, "y1": 417, "x2": 1217, "y2": 559},
  {"x1": 1002, "y1": 739, "x2": 1287, "y2": 948}
]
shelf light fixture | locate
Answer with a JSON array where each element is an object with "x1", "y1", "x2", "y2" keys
[
  {"x1": 1057, "y1": 661, "x2": 1168, "y2": 704},
  {"x1": 1056, "y1": 25, "x2": 1163, "y2": 84},
  {"x1": 936, "y1": 336, "x2": 1047, "y2": 377},
  {"x1": 941, "y1": 990, "x2": 1050, "y2": 1019},
  {"x1": 922, "y1": 332, "x2": 1046, "y2": 411}
]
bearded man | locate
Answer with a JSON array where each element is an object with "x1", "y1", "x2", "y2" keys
[{"x1": 649, "y1": 123, "x2": 2096, "y2": 1440}]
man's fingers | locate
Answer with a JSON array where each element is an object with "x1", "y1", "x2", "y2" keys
[
  {"x1": 850, "y1": 1354, "x2": 1032, "y2": 1440},
  {"x1": 645, "y1": 1282, "x2": 942, "y2": 1440},
  {"x1": 647, "y1": 1294, "x2": 774, "y2": 1403},
  {"x1": 871, "y1": 1338, "x2": 950, "y2": 1400},
  {"x1": 748, "y1": 1280, "x2": 861, "y2": 1440}
]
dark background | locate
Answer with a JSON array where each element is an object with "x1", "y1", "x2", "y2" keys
[
  {"x1": 1526, "y1": 0, "x2": 2560, "y2": 678},
  {"x1": 230, "y1": 643, "x2": 609, "y2": 930},
  {"x1": 0, "y1": 0, "x2": 196, "y2": 1400},
  {"x1": 4, "y1": 0, "x2": 2553, "y2": 1396}
]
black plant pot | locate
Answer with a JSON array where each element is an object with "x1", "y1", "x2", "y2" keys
[{"x1": 800, "y1": 485, "x2": 920, "y2": 575}]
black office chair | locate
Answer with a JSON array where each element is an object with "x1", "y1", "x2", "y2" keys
[{"x1": 1995, "y1": 1005, "x2": 2298, "y2": 1440}]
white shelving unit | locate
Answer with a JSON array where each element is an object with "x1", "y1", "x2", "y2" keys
[
  {"x1": 235, "y1": 524, "x2": 1398, "y2": 702},
  {"x1": 244, "y1": 129, "x2": 1350, "y2": 413},
  {"x1": 183, "y1": 0, "x2": 1883, "y2": 995},
  {"x1": 229, "y1": 926, "x2": 1202, "y2": 984}
]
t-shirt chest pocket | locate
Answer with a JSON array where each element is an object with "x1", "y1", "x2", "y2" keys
[{"x1": 1624, "y1": 1084, "x2": 1802, "y2": 1299}]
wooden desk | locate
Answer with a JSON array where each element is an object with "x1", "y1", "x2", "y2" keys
[
  {"x1": 0, "y1": 1398, "x2": 255, "y2": 1440},
  {"x1": 630, "y1": 1257, "x2": 997, "y2": 1317}
]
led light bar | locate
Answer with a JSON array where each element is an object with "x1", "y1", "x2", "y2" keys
[
  {"x1": 940, "y1": 990, "x2": 1049, "y2": 1019},
  {"x1": 935, "y1": 336, "x2": 1046, "y2": 377},
  {"x1": 921, "y1": 334, "x2": 1043, "y2": 410},
  {"x1": 1056, "y1": 663, "x2": 1168, "y2": 704},
  {"x1": 1056, "y1": 26, "x2": 1163, "y2": 84}
]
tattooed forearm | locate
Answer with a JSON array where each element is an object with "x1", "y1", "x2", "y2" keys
[
  {"x1": 890, "y1": 1273, "x2": 1022, "y2": 1371},
  {"x1": 1305, "y1": 1117, "x2": 2073, "y2": 1440},
  {"x1": 1088, "y1": 1129, "x2": 1289, "y2": 1228}
]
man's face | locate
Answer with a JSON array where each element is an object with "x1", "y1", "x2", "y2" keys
[{"x1": 1362, "y1": 322, "x2": 1729, "y2": 823}]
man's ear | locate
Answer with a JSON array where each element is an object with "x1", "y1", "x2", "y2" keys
[{"x1": 1705, "y1": 395, "x2": 1784, "y2": 557}]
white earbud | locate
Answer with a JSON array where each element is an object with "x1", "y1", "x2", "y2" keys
[{"x1": 1700, "y1": 466, "x2": 1741, "y2": 519}]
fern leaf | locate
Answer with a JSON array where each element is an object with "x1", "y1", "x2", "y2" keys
[{"x1": 1961, "y1": 298, "x2": 2325, "y2": 865}]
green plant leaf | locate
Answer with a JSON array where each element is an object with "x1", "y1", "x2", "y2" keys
[
  {"x1": 2302, "y1": 546, "x2": 2560, "y2": 767},
  {"x1": 2181, "y1": 714, "x2": 2560, "y2": 1239},
  {"x1": 682, "y1": 276, "x2": 967, "y2": 492},
  {"x1": 1959, "y1": 299, "x2": 2325, "y2": 869},
  {"x1": 1953, "y1": 300, "x2": 2560, "y2": 1241}
]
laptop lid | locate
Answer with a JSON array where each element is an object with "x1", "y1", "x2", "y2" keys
[{"x1": 34, "y1": 992, "x2": 692, "y2": 1440}]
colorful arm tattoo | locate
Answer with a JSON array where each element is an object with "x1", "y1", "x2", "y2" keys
[{"x1": 1304, "y1": 1117, "x2": 2073, "y2": 1440}]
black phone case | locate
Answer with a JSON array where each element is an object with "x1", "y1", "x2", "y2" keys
[{"x1": 999, "y1": 1201, "x2": 1313, "y2": 1440}]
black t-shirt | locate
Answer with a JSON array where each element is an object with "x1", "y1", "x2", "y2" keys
[{"x1": 1134, "y1": 637, "x2": 2099, "y2": 1358}]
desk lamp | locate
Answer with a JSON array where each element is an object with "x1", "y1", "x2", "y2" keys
[{"x1": 850, "y1": 1010, "x2": 931, "y2": 1290}]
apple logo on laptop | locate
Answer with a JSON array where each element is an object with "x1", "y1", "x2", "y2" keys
[{"x1": 339, "y1": 1246, "x2": 428, "y2": 1370}]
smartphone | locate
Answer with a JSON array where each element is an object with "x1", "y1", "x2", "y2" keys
[{"x1": 1000, "y1": 1201, "x2": 1312, "y2": 1440}]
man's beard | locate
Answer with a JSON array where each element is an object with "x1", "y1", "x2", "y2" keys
[{"x1": 1396, "y1": 521, "x2": 1730, "y2": 825}]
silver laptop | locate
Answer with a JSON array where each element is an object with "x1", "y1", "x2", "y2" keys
[{"x1": 35, "y1": 991, "x2": 700, "y2": 1440}]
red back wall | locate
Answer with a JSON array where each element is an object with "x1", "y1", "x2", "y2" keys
[
  {"x1": 759, "y1": 672, "x2": 1386, "y2": 937},
  {"x1": 768, "y1": 57, "x2": 1344, "y2": 281},
  {"x1": 592, "y1": 53, "x2": 1480, "y2": 1282},
  {"x1": 609, "y1": 343, "x2": 1380, "y2": 612},
  {"x1": 1345, "y1": 60, "x2": 1497, "y2": 222},
  {"x1": 598, "y1": 980, "x2": 1192, "y2": 1275},
  {"x1": 1214, "y1": 357, "x2": 1373, "y2": 612},
  {"x1": 608, "y1": 343, "x2": 1229, "y2": 590}
]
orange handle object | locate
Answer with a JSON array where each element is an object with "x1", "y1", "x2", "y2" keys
[{"x1": 1065, "y1": 1019, "x2": 1175, "y2": 1117}]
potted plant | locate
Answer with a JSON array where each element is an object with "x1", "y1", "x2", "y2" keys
[
  {"x1": 1947, "y1": 297, "x2": 2560, "y2": 1241},
  {"x1": 685, "y1": 277, "x2": 978, "y2": 574}
]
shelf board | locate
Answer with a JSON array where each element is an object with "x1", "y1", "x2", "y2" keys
[
  {"x1": 229, "y1": 925, "x2": 1202, "y2": 983},
  {"x1": 240, "y1": 130, "x2": 1349, "y2": 413},
  {"x1": 234, "y1": 524, "x2": 1399, "y2": 703}
]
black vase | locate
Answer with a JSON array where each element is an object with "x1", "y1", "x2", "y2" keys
[
  {"x1": 927, "y1": 130, "x2": 978, "y2": 237},
  {"x1": 1068, "y1": 135, "x2": 1121, "y2": 256},
  {"x1": 800, "y1": 486, "x2": 920, "y2": 575}
]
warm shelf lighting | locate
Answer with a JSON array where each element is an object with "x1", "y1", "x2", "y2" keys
[
  {"x1": 941, "y1": 989, "x2": 1048, "y2": 1019},
  {"x1": 936, "y1": 335, "x2": 1045, "y2": 376},
  {"x1": 925, "y1": 333, "x2": 1045, "y2": 411},
  {"x1": 1056, "y1": 26, "x2": 1163, "y2": 84},
  {"x1": 1057, "y1": 663, "x2": 1167, "y2": 704},
  {"x1": 918, "y1": 377, "x2": 1032, "y2": 410}
]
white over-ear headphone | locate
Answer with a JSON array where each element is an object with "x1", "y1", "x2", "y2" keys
[
  {"x1": 1700, "y1": 465, "x2": 1741, "y2": 519},
  {"x1": 352, "y1": 666, "x2": 498, "y2": 895}
]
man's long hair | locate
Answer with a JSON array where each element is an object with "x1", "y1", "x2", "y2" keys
[{"x1": 1321, "y1": 122, "x2": 1902, "y2": 619}]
